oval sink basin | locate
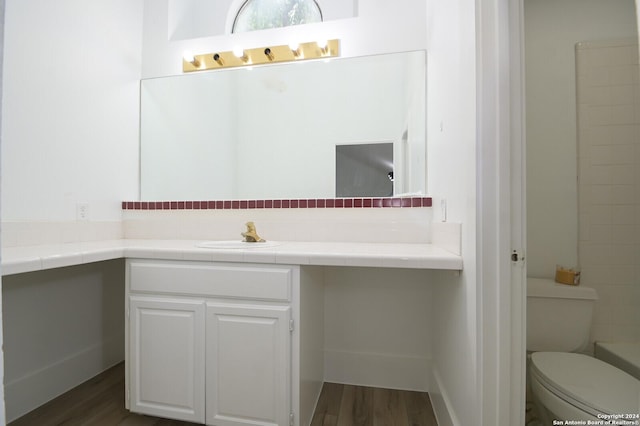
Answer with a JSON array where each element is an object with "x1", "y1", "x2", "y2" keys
[{"x1": 197, "y1": 240, "x2": 281, "y2": 249}]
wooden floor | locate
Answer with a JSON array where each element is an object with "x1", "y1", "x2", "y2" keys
[
  {"x1": 310, "y1": 382, "x2": 438, "y2": 426},
  {"x1": 9, "y1": 363, "x2": 438, "y2": 426}
]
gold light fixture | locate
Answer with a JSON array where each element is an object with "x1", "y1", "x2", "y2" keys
[
  {"x1": 263, "y1": 47, "x2": 275, "y2": 61},
  {"x1": 213, "y1": 53, "x2": 224, "y2": 66},
  {"x1": 182, "y1": 39, "x2": 340, "y2": 73}
]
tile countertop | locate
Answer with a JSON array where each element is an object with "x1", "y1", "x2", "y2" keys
[{"x1": 1, "y1": 239, "x2": 463, "y2": 276}]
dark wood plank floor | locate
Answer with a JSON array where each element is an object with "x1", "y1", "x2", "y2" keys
[
  {"x1": 9, "y1": 363, "x2": 195, "y2": 426},
  {"x1": 310, "y1": 382, "x2": 438, "y2": 426},
  {"x1": 9, "y1": 363, "x2": 437, "y2": 426}
]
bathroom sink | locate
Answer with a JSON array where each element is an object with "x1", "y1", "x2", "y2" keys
[{"x1": 197, "y1": 240, "x2": 281, "y2": 249}]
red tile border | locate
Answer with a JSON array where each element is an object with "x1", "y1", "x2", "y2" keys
[{"x1": 122, "y1": 197, "x2": 432, "y2": 210}]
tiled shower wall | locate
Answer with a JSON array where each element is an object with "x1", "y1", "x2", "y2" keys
[{"x1": 576, "y1": 39, "x2": 640, "y2": 344}]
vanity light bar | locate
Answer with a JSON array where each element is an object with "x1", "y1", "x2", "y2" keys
[{"x1": 182, "y1": 39, "x2": 340, "y2": 73}]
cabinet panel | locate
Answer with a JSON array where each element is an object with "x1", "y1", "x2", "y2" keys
[
  {"x1": 129, "y1": 296, "x2": 205, "y2": 423},
  {"x1": 129, "y1": 260, "x2": 292, "y2": 301},
  {"x1": 206, "y1": 303, "x2": 291, "y2": 426}
]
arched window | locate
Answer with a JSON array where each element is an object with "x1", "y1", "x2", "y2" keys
[{"x1": 232, "y1": 0, "x2": 323, "y2": 33}]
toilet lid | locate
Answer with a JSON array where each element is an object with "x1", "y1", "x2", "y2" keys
[{"x1": 531, "y1": 352, "x2": 640, "y2": 415}]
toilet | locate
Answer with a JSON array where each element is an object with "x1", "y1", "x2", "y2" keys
[{"x1": 527, "y1": 278, "x2": 640, "y2": 424}]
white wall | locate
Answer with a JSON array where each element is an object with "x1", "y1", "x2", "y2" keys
[
  {"x1": 575, "y1": 39, "x2": 640, "y2": 344},
  {"x1": 524, "y1": 0, "x2": 637, "y2": 278},
  {"x1": 0, "y1": 0, "x2": 6, "y2": 422},
  {"x1": 1, "y1": 0, "x2": 143, "y2": 223},
  {"x1": 2, "y1": 260, "x2": 125, "y2": 422},
  {"x1": 426, "y1": 0, "x2": 478, "y2": 424},
  {"x1": 323, "y1": 267, "x2": 433, "y2": 391},
  {"x1": 0, "y1": 1, "x2": 144, "y2": 421}
]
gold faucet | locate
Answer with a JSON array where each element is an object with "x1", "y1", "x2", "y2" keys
[{"x1": 241, "y1": 221, "x2": 265, "y2": 242}]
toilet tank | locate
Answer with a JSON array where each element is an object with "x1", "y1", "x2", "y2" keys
[{"x1": 527, "y1": 278, "x2": 598, "y2": 353}]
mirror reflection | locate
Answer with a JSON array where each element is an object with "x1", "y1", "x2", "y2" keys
[{"x1": 140, "y1": 50, "x2": 426, "y2": 200}]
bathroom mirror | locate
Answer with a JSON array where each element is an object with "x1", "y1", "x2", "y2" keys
[{"x1": 140, "y1": 50, "x2": 426, "y2": 200}]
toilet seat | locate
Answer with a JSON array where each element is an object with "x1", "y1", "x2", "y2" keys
[{"x1": 530, "y1": 352, "x2": 640, "y2": 417}]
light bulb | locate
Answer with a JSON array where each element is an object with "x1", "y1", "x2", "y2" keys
[
  {"x1": 183, "y1": 51, "x2": 198, "y2": 64},
  {"x1": 289, "y1": 42, "x2": 302, "y2": 57},
  {"x1": 233, "y1": 46, "x2": 249, "y2": 63},
  {"x1": 233, "y1": 46, "x2": 244, "y2": 57}
]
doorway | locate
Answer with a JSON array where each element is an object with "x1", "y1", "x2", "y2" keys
[{"x1": 522, "y1": 0, "x2": 639, "y2": 423}]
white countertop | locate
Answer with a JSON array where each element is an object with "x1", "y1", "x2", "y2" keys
[{"x1": 1, "y1": 239, "x2": 462, "y2": 276}]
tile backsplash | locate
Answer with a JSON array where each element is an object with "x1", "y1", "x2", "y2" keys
[
  {"x1": 122, "y1": 206, "x2": 433, "y2": 244},
  {"x1": 576, "y1": 39, "x2": 640, "y2": 344},
  {"x1": 1, "y1": 197, "x2": 435, "y2": 248},
  {"x1": 122, "y1": 196, "x2": 435, "y2": 244},
  {"x1": 2, "y1": 221, "x2": 123, "y2": 248},
  {"x1": 122, "y1": 196, "x2": 432, "y2": 210}
]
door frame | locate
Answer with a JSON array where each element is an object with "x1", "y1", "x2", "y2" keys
[{"x1": 476, "y1": 0, "x2": 527, "y2": 424}]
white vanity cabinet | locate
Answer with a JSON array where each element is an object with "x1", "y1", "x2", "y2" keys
[
  {"x1": 125, "y1": 259, "x2": 321, "y2": 426},
  {"x1": 206, "y1": 302, "x2": 290, "y2": 426},
  {"x1": 129, "y1": 296, "x2": 206, "y2": 422}
]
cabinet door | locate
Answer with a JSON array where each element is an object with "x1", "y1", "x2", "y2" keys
[
  {"x1": 206, "y1": 303, "x2": 291, "y2": 426},
  {"x1": 129, "y1": 296, "x2": 205, "y2": 423}
]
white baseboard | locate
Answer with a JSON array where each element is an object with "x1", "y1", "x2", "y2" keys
[
  {"x1": 323, "y1": 349, "x2": 430, "y2": 391},
  {"x1": 4, "y1": 333, "x2": 125, "y2": 422},
  {"x1": 302, "y1": 380, "x2": 324, "y2": 426},
  {"x1": 429, "y1": 368, "x2": 459, "y2": 426}
]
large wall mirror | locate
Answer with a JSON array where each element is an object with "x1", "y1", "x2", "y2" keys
[{"x1": 140, "y1": 50, "x2": 426, "y2": 200}]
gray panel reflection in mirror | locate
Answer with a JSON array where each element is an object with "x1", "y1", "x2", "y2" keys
[{"x1": 335, "y1": 142, "x2": 393, "y2": 197}]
